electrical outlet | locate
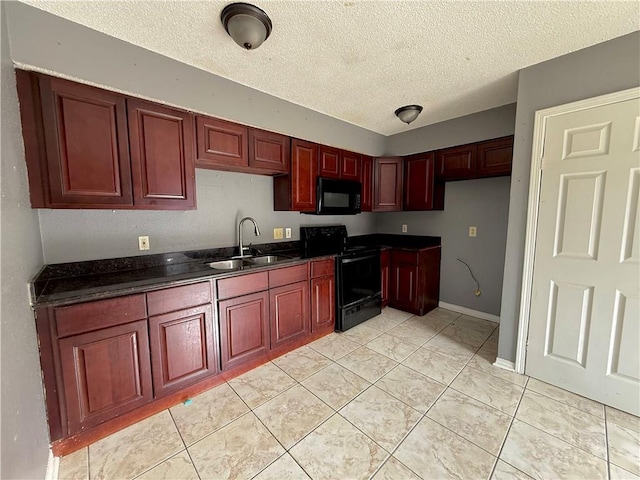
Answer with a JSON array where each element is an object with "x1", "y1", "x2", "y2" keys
[
  {"x1": 285, "y1": 227, "x2": 292, "y2": 239},
  {"x1": 402, "y1": 224, "x2": 408, "y2": 233},
  {"x1": 469, "y1": 226, "x2": 477, "y2": 237},
  {"x1": 138, "y1": 236, "x2": 150, "y2": 250},
  {"x1": 273, "y1": 228, "x2": 284, "y2": 240}
]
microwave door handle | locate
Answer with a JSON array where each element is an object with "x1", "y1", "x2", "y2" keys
[{"x1": 341, "y1": 254, "x2": 378, "y2": 264}]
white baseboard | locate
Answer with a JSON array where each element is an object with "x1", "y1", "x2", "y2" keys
[
  {"x1": 493, "y1": 357, "x2": 516, "y2": 372},
  {"x1": 45, "y1": 449, "x2": 59, "y2": 480},
  {"x1": 438, "y1": 302, "x2": 500, "y2": 323}
]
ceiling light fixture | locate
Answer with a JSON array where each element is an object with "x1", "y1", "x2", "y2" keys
[
  {"x1": 221, "y1": 3, "x2": 272, "y2": 51},
  {"x1": 395, "y1": 105, "x2": 423, "y2": 125}
]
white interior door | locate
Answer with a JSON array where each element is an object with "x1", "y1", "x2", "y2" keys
[{"x1": 526, "y1": 96, "x2": 640, "y2": 415}]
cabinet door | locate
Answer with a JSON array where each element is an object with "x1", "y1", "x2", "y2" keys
[
  {"x1": 218, "y1": 291, "x2": 269, "y2": 370},
  {"x1": 195, "y1": 116, "x2": 248, "y2": 170},
  {"x1": 380, "y1": 249, "x2": 391, "y2": 308},
  {"x1": 59, "y1": 320, "x2": 152, "y2": 435},
  {"x1": 404, "y1": 153, "x2": 444, "y2": 211},
  {"x1": 437, "y1": 144, "x2": 477, "y2": 180},
  {"x1": 149, "y1": 304, "x2": 217, "y2": 398},
  {"x1": 290, "y1": 139, "x2": 318, "y2": 211},
  {"x1": 373, "y1": 157, "x2": 403, "y2": 211},
  {"x1": 318, "y1": 145, "x2": 341, "y2": 179},
  {"x1": 248, "y1": 129, "x2": 289, "y2": 173},
  {"x1": 341, "y1": 151, "x2": 361, "y2": 181},
  {"x1": 360, "y1": 155, "x2": 373, "y2": 212},
  {"x1": 270, "y1": 281, "x2": 310, "y2": 349},
  {"x1": 311, "y1": 275, "x2": 335, "y2": 332},
  {"x1": 476, "y1": 136, "x2": 513, "y2": 177},
  {"x1": 128, "y1": 99, "x2": 196, "y2": 209},
  {"x1": 390, "y1": 262, "x2": 419, "y2": 312},
  {"x1": 39, "y1": 76, "x2": 133, "y2": 207}
]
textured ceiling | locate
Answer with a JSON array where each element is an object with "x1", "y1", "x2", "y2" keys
[{"x1": 19, "y1": 1, "x2": 640, "y2": 135}]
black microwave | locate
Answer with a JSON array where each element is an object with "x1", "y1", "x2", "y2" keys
[{"x1": 315, "y1": 177, "x2": 362, "y2": 215}]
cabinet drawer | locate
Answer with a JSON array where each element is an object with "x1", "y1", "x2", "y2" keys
[
  {"x1": 269, "y1": 264, "x2": 309, "y2": 288},
  {"x1": 391, "y1": 249, "x2": 419, "y2": 265},
  {"x1": 55, "y1": 294, "x2": 147, "y2": 338},
  {"x1": 217, "y1": 272, "x2": 269, "y2": 300},
  {"x1": 310, "y1": 258, "x2": 334, "y2": 278},
  {"x1": 147, "y1": 282, "x2": 211, "y2": 316}
]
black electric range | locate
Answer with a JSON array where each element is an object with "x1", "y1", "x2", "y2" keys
[{"x1": 300, "y1": 225, "x2": 381, "y2": 331}]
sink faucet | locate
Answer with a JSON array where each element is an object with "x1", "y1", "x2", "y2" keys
[{"x1": 235, "y1": 217, "x2": 261, "y2": 258}]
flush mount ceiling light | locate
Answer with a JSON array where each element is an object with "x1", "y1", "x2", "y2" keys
[
  {"x1": 395, "y1": 105, "x2": 423, "y2": 125},
  {"x1": 221, "y1": 3, "x2": 272, "y2": 50}
]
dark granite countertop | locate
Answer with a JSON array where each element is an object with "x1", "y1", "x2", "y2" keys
[
  {"x1": 31, "y1": 241, "x2": 303, "y2": 307},
  {"x1": 31, "y1": 234, "x2": 441, "y2": 308},
  {"x1": 348, "y1": 233, "x2": 441, "y2": 250}
]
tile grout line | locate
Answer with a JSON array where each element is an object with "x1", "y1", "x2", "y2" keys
[
  {"x1": 166, "y1": 407, "x2": 203, "y2": 480},
  {"x1": 487, "y1": 375, "x2": 530, "y2": 479},
  {"x1": 604, "y1": 406, "x2": 611, "y2": 480}
]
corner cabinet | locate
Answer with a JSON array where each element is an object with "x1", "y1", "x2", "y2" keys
[
  {"x1": 404, "y1": 152, "x2": 444, "y2": 211},
  {"x1": 373, "y1": 157, "x2": 403, "y2": 211},
  {"x1": 248, "y1": 128, "x2": 289, "y2": 174},
  {"x1": 17, "y1": 71, "x2": 197, "y2": 210},
  {"x1": 128, "y1": 99, "x2": 196, "y2": 209},
  {"x1": 389, "y1": 247, "x2": 441, "y2": 316}
]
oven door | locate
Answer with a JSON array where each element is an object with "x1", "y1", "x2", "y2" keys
[{"x1": 337, "y1": 251, "x2": 381, "y2": 308}]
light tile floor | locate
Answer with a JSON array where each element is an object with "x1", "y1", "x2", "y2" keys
[{"x1": 58, "y1": 307, "x2": 640, "y2": 480}]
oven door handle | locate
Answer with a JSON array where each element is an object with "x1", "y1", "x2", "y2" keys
[{"x1": 340, "y1": 254, "x2": 378, "y2": 264}]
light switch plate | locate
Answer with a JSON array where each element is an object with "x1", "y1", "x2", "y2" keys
[
  {"x1": 402, "y1": 224, "x2": 408, "y2": 233},
  {"x1": 285, "y1": 228, "x2": 292, "y2": 239}
]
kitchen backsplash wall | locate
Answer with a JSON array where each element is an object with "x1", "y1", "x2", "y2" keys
[
  {"x1": 376, "y1": 176, "x2": 511, "y2": 317},
  {"x1": 38, "y1": 169, "x2": 376, "y2": 264}
]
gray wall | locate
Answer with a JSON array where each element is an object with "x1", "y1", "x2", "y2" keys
[
  {"x1": 378, "y1": 105, "x2": 517, "y2": 317},
  {"x1": 377, "y1": 177, "x2": 511, "y2": 317},
  {"x1": 5, "y1": 2, "x2": 386, "y2": 156},
  {"x1": 40, "y1": 169, "x2": 376, "y2": 263},
  {"x1": 498, "y1": 31, "x2": 640, "y2": 362},
  {"x1": 0, "y1": 3, "x2": 50, "y2": 478},
  {"x1": 385, "y1": 103, "x2": 517, "y2": 155}
]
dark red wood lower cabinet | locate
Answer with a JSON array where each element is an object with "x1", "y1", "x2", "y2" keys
[
  {"x1": 149, "y1": 304, "x2": 217, "y2": 398},
  {"x1": 389, "y1": 247, "x2": 441, "y2": 316},
  {"x1": 59, "y1": 320, "x2": 152, "y2": 435},
  {"x1": 380, "y1": 249, "x2": 391, "y2": 308},
  {"x1": 270, "y1": 281, "x2": 310, "y2": 349},
  {"x1": 311, "y1": 275, "x2": 335, "y2": 332},
  {"x1": 218, "y1": 291, "x2": 270, "y2": 371}
]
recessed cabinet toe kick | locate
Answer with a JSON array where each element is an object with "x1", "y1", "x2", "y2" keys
[{"x1": 35, "y1": 259, "x2": 335, "y2": 455}]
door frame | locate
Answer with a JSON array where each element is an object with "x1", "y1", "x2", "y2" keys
[{"x1": 515, "y1": 86, "x2": 640, "y2": 374}]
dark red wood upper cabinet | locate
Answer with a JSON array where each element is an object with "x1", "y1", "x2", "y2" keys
[
  {"x1": 248, "y1": 128, "x2": 289, "y2": 174},
  {"x1": 59, "y1": 320, "x2": 152, "y2": 435},
  {"x1": 149, "y1": 304, "x2": 217, "y2": 398},
  {"x1": 292, "y1": 140, "x2": 318, "y2": 212},
  {"x1": 373, "y1": 157, "x2": 403, "y2": 211},
  {"x1": 476, "y1": 136, "x2": 513, "y2": 178},
  {"x1": 341, "y1": 151, "x2": 361, "y2": 181},
  {"x1": 436, "y1": 144, "x2": 477, "y2": 181},
  {"x1": 195, "y1": 115, "x2": 248, "y2": 170},
  {"x1": 318, "y1": 145, "x2": 341, "y2": 179},
  {"x1": 128, "y1": 99, "x2": 196, "y2": 209},
  {"x1": 38, "y1": 76, "x2": 133, "y2": 207},
  {"x1": 360, "y1": 155, "x2": 373, "y2": 212},
  {"x1": 404, "y1": 153, "x2": 444, "y2": 211}
]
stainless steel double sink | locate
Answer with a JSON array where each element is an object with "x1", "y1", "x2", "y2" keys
[{"x1": 206, "y1": 255, "x2": 287, "y2": 271}]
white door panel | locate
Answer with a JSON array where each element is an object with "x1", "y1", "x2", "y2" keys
[{"x1": 527, "y1": 97, "x2": 640, "y2": 415}]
